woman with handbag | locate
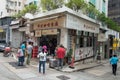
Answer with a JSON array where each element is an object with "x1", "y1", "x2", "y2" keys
[{"x1": 17, "y1": 47, "x2": 24, "y2": 66}]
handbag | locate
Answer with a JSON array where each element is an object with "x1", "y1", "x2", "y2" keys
[
  {"x1": 25, "y1": 50, "x2": 28, "y2": 57},
  {"x1": 16, "y1": 52, "x2": 20, "y2": 57}
]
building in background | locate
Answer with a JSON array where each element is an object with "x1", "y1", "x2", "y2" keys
[
  {"x1": 108, "y1": 0, "x2": 120, "y2": 26},
  {"x1": 108, "y1": 0, "x2": 120, "y2": 57},
  {"x1": 25, "y1": 0, "x2": 40, "y2": 6},
  {"x1": 0, "y1": 0, "x2": 26, "y2": 44}
]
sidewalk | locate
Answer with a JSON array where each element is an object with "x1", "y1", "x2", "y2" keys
[
  {"x1": 11, "y1": 48, "x2": 109, "y2": 73},
  {"x1": 29, "y1": 57, "x2": 109, "y2": 73},
  {"x1": 61, "y1": 60, "x2": 108, "y2": 73}
]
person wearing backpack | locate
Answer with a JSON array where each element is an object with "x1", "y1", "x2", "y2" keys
[{"x1": 37, "y1": 48, "x2": 47, "y2": 74}]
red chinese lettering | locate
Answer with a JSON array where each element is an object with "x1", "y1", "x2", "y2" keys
[{"x1": 55, "y1": 21, "x2": 58, "y2": 26}]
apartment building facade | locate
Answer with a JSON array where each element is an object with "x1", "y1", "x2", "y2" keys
[
  {"x1": 108, "y1": 0, "x2": 120, "y2": 25},
  {"x1": 0, "y1": 0, "x2": 26, "y2": 44}
]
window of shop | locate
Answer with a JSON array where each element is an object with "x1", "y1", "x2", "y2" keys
[
  {"x1": 78, "y1": 32, "x2": 93, "y2": 47},
  {"x1": 78, "y1": 31, "x2": 84, "y2": 47},
  {"x1": 87, "y1": 33, "x2": 93, "y2": 47},
  {"x1": 87, "y1": 37, "x2": 90, "y2": 47},
  {"x1": 89, "y1": 37, "x2": 93, "y2": 46},
  {"x1": 79, "y1": 36, "x2": 84, "y2": 47}
]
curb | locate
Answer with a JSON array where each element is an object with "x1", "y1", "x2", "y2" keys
[
  {"x1": 61, "y1": 61, "x2": 109, "y2": 73},
  {"x1": 61, "y1": 64, "x2": 103, "y2": 73}
]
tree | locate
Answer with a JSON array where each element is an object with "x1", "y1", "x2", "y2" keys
[
  {"x1": 65, "y1": 0, "x2": 86, "y2": 11},
  {"x1": 14, "y1": 4, "x2": 38, "y2": 18},
  {"x1": 41, "y1": 0, "x2": 64, "y2": 11},
  {"x1": 97, "y1": 13, "x2": 120, "y2": 32}
]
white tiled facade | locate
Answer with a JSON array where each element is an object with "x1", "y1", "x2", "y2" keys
[{"x1": 0, "y1": 0, "x2": 26, "y2": 18}]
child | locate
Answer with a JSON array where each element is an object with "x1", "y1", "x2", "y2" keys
[{"x1": 17, "y1": 47, "x2": 24, "y2": 66}]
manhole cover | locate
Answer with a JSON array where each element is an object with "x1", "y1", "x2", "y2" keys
[
  {"x1": 56, "y1": 75, "x2": 70, "y2": 80},
  {"x1": 8, "y1": 62, "x2": 27, "y2": 69}
]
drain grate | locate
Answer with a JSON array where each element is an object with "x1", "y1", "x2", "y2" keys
[
  {"x1": 56, "y1": 75, "x2": 70, "y2": 80},
  {"x1": 8, "y1": 62, "x2": 27, "y2": 69}
]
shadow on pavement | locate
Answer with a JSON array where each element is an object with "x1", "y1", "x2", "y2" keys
[{"x1": 8, "y1": 62, "x2": 27, "y2": 69}]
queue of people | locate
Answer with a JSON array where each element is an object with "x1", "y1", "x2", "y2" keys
[
  {"x1": 17, "y1": 41, "x2": 33, "y2": 66},
  {"x1": 16, "y1": 39, "x2": 67, "y2": 74}
]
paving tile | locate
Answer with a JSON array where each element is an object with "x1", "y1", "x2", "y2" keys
[{"x1": 17, "y1": 72, "x2": 37, "y2": 79}]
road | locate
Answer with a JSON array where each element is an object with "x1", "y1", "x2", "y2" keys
[
  {"x1": 72, "y1": 63, "x2": 120, "y2": 80},
  {"x1": 0, "y1": 53, "x2": 22, "y2": 80},
  {"x1": 0, "y1": 52, "x2": 120, "y2": 80}
]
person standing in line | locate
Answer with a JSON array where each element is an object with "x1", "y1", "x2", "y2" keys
[
  {"x1": 110, "y1": 54, "x2": 119, "y2": 75},
  {"x1": 38, "y1": 45, "x2": 42, "y2": 53},
  {"x1": 42, "y1": 45, "x2": 47, "y2": 53},
  {"x1": 20, "y1": 42, "x2": 26, "y2": 64},
  {"x1": 17, "y1": 47, "x2": 24, "y2": 66},
  {"x1": 56, "y1": 44, "x2": 66, "y2": 70},
  {"x1": 26, "y1": 42, "x2": 33, "y2": 65},
  {"x1": 37, "y1": 49, "x2": 47, "y2": 74}
]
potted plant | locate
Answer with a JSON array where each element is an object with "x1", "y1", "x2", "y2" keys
[{"x1": 66, "y1": 49, "x2": 73, "y2": 64}]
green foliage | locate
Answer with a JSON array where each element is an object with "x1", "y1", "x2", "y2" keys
[
  {"x1": 97, "y1": 13, "x2": 120, "y2": 32},
  {"x1": 14, "y1": 4, "x2": 38, "y2": 18},
  {"x1": 41, "y1": 0, "x2": 64, "y2": 11},
  {"x1": 97, "y1": 13, "x2": 107, "y2": 22},
  {"x1": 65, "y1": 0, "x2": 86, "y2": 11},
  {"x1": 66, "y1": 0, "x2": 120, "y2": 32},
  {"x1": 66, "y1": 49, "x2": 73, "y2": 58}
]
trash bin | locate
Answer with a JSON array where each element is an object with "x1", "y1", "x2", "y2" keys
[{"x1": 49, "y1": 59, "x2": 57, "y2": 68}]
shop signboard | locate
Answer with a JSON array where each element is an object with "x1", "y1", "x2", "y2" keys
[
  {"x1": 42, "y1": 29, "x2": 58, "y2": 35},
  {"x1": 33, "y1": 16, "x2": 65, "y2": 30},
  {"x1": 66, "y1": 14, "x2": 99, "y2": 33},
  {"x1": 98, "y1": 33, "x2": 107, "y2": 42},
  {"x1": 35, "y1": 30, "x2": 41, "y2": 37}
]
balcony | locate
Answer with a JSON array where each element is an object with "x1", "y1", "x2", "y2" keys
[{"x1": 6, "y1": 4, "x2": 15, "y2": 10}]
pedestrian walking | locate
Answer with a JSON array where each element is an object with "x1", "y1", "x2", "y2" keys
[
  {"x1": 17, "y1": 47, "x2": 24, "y2": 66},
  {"x1": 56, "y1": 44, "x2": 66, "y2": 70},
  {"x1": 110, "y1": 54, "x2": 119, "y2": 75},
  {"x1": 37, "y1": 49, "x2": 47, "y2": 74},
  {"x1": 26, "y1": 42, "x2": 33, "y2": 65}
]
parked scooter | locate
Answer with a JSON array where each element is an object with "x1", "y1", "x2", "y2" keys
[{"x1": 3, "y1": 46, "x2": 11, "y2": 57}]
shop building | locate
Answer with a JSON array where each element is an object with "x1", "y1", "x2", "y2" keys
[{"x1": 29, "y1": 7, "x2": 100, "y2": 61}]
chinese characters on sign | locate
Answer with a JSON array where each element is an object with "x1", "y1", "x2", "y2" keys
[{"x1": 33, "y1": 21, "x2": 59, "y2": 30}]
